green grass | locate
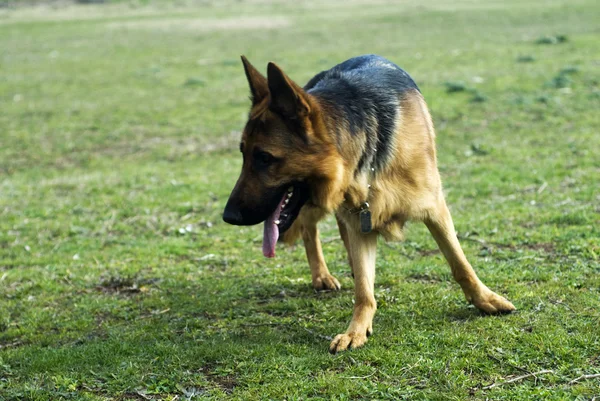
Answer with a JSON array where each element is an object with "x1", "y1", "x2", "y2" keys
[{"x1": 1, "y1": 0, "x2": 599, "y2": 399}]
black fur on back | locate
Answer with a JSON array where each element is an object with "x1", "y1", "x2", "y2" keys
[{"x1": 305, "y1": 55, "x2": 419, "y2": 174}]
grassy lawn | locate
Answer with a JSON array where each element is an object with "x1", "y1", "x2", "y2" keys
[{"x1": 1, "y1": 0, "x2": 599, "y2": 399}]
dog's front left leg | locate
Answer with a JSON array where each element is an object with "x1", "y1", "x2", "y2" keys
[
  {"x1": 302, "y1": 221, "x2": 341, "y2": 291},
  {"x1": 329, "y1": 226, "x2": 378, "y2": 354}
]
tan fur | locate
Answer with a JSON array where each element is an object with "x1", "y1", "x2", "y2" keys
[{"x1": 232, "y1": 58, "x2": 515, "y2": 354}]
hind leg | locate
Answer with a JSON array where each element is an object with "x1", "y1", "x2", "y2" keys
[
  {"x1": 425, "y1": 200, "x2": 515, "y2": 313},
  {"x1": 302, "y1": 220, "x2": 341, "y2": 291}
]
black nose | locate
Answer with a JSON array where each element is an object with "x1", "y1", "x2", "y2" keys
[{"x1": 223, "y1": 205, "x2": 244, "y2": 225}]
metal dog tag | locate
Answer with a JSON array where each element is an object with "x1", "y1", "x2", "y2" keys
[{"x1": 360, "y1": 202, "x2": 372, "y2": 233}]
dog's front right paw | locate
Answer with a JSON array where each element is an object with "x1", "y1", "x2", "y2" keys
[
  {"x1": 313, "y1": 274, "x2": 341, "y2": 291},
  {"x1": 329, "y1": 327, "x2": 372, "y2": 354}
]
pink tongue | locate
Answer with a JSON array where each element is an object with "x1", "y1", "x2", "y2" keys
[
  {"x1": 262, "y1": 193, "x2": 287, "y2": 258},
  {"x1": 262, "y1": 214, "x2": 279, "y2": 258}
]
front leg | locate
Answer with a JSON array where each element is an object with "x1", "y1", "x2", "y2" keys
[
  {"x1": 329, "y1": 223, "x2": 378, "y2": 353},
  {"x1": 302, "y1": 221, "x2": 341, "y2": 291},
  {"x1": 336, "y1": 215, "x2": 355, "y2": 278}
]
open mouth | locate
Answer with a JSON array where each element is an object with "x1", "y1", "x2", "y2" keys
[{"x1": 262, "y1": 182, "x2": 309, "y2": 258}]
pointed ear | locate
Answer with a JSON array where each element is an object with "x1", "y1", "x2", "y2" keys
[
  {"x1": 241, "y1": 55, "x2": 268, "y2": 103},
  {"x1": 267, "y1": 62, "x2": 310, "y2": 119}
]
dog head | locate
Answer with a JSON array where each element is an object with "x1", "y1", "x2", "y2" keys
[{"x1": 222, "y1": 56, "x2": 340, "y2": 257}]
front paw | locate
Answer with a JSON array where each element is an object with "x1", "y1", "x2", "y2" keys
[
  {"x1": 313, "y1": 274, "x2": 341, "y2": 291},
  {"x1": 329, "y1": 329, "x2": 370, "y2": 354},
  {"x1": 470, "y1": 287, "x2": 516, "y2": 314}
]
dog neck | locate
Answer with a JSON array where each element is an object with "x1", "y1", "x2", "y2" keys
[{"x1": 306, "y1": 94, "x2": 375, "y2": 214}]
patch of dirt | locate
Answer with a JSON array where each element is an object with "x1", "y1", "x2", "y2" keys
[
  {"x1": 201, "y1": 365, "x2": 238, "y2": 394},
  {"x1": 96, "y1": 274, "x2": 158, "y2": 295},
  {"x1": 460, "y1": 235, "x2": 557, "y2": 255},
  {"x1": 0, "y1": 340, "x2": 24, "y2": 350},
  {"x1": 106, "y1": 16, "x2": 290, "y2": 32},
  {"x1": 406, "y1": 273, "x2": 443, "y2": 284},
  {"x1": 209, "y1": 375, "x2": 236, "y2": 394},
  {"x1": 115, "y1": 393, "x2": 150, "y2": 401},
  {"x1": 418, "y1": 248, "x2": 440, "y2": 257},
  {"x1": 520, "y1": 221, "x2": 537, "y2": 228},
  {"x1": 490, "y1": 241, "x2": 555, "y2": 254},
  {"x1": 2, "y1": 128, "x2": 242, "y2": 175},
  {"x1": 116, "y1": 391, "x2": 178, "y2": 401},
  {"x1": 82, "y1": 386, "x2": 183, "y2": 401},
  {"x1": 0, "y1": 2, "x2": 157, "y2": 23},
  {"x1": 93, "y1": 131, "x2": 241, "y2": 161},
  {"x1": 524, "y1": 242, "x2": 555, "y2": 253}
]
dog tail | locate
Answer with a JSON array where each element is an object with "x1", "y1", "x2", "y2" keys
[{"x1": 280, "y1": 219, "x2": 302, "y2": 245}]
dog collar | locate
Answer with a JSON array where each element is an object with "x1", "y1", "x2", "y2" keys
[{"x1": 344, "y1": 151, "x2": 375, "y2": 233}]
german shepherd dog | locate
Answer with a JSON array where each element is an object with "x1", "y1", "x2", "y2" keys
[{"x1": 223, "y1": 55, "x2": 515, "y2": 353}]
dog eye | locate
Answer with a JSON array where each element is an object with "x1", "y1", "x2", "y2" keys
[{"x1": 253, "y1": 150, "x2": 276, "y2": 168}]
